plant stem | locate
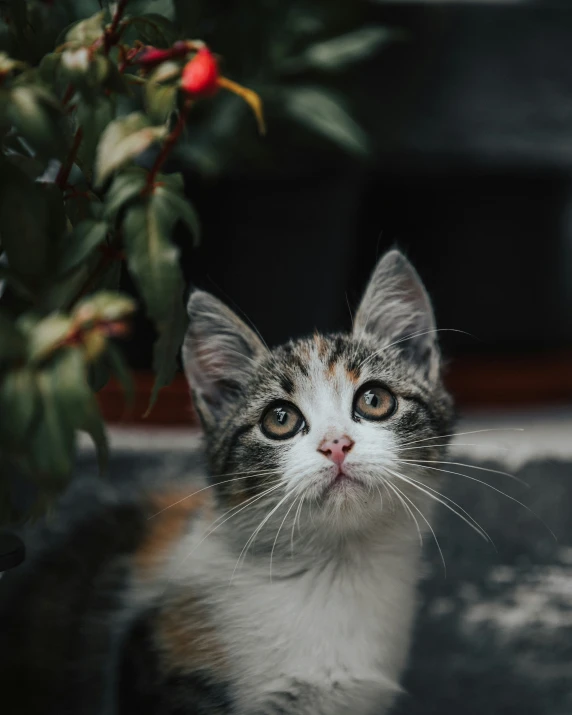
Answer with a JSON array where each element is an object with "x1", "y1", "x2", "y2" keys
[
  {"x1": 61, "y1": 82, "x2": 74, "y2": 107},
  {"x1": 56, "y1": 127, "x2": 83, "y2": 189},
  {"x1": 104, "y1": 0, "x2": 129, "y2": 56},
  {"x1": 144, "y1": 98, "x2": 192, "y2": 191}
]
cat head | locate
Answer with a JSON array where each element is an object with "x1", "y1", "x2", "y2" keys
[{"x1": 183, "y1": 250, "x2": 454, "y2": 542}]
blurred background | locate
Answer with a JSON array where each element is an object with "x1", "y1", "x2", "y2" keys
[{"x1": 102, "y1": 0, "x2": 572, "y2": 422}]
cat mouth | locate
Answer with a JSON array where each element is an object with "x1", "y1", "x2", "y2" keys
[
  {"x1": 325, "y1": 469, "x2": 361, "y2": 491},
  {"x1": 334, "y1": 470, "x2": 355, "y2": 483}
]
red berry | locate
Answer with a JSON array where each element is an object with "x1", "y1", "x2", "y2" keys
[{"x1": 181, "y1": 48, "x2": 219, "y2": 97}]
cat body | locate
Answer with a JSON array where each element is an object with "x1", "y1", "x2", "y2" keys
[
  {"x1": 131, "y1": 493, "x2": 421, "y2": 715},
  {"x1": 0, "y1": 250, "x2": 454, "y2": 715}
]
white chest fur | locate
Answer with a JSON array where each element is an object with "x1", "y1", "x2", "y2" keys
[{"x1": 166, "y1": 524, "x2": 421, "y2": 714}]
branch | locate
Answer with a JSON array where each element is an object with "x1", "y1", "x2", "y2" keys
[
  {"x1": 144, "y1": 98, "x2": 192, "y2": 191},
  {"x1": 55, "y1": 127, "x2": 83, "y2": 189},
  {"x1": 103, "y1": 0, "x2": 129, "y2": 56}
]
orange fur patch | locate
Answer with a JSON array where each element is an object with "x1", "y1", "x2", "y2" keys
[
  {"x1": 346, "y1": 366, "x2": 361, "y2": 383},
  {"x1": 135, "y1": 489, "x2": 206, "y2": 576},
  {"x1": 327, "y1": 360, "x2": 338, "y2": 377},
  {"x1": 155, "y1": 594, "x2": 227, "y2": 674}
]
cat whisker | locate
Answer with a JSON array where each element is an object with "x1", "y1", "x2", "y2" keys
[
  {"x1": 270, "y1": 491, "x2": 302, "y2": 581},
  {"x1": 290, "y1": 492, "x2": 304, "y2": 557},
  {"x1": 292, "y1": 490, "x2": 309, "y2": 553},
  {"x1": 387, "y1": 466, "x2": 493, "y2": 546},
  {"x1": 213, "y1": 466, "x2": 283, "y2": 480},
  {"x1": 374, "y1": 483, "x2": 384, "y2": 515},
  {"x1": 383, "y1": 478, "x2": 396, "y2": 511},
  {"x1": 397, "y1": 459, "x2": 529, "y2": 487},
  {"x1": 229, "y1": 489, "x2": 297, "y2": 587},
  {"x1": 383, "y1": 473, "x2": 446, "y2": 574},
  {"x1": 345, "y1": 291, "x2": 355, "y2": 332},
  {"x1": 382, "y1": 479, "x2": 422, "y2": 546},
  {"x1": 176, "y1": 481, "x2": 285, "y2": 576},
  {"x1": 358, "y1": 328, "x2": 475, "y2": 369},
  {"x1": 397, "y1": 460, "x2": 556, "y2": 541},
  {"x1": 148, "y1": 470, "x2": 282, "y2": 518},
  {"x1": 397, "y1": 428, "x2": 525, "y2": 449},
  {"x1": 398, "y1": 442, "x2": 510, "y2": 452}
]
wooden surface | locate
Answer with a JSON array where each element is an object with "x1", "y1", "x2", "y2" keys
[{"x1": 96, "y1": 351, "x2": 572, "y2": 426}]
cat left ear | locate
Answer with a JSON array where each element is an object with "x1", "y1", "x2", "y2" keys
[
  {"x1": 353, "y1": 249, "x2": 440, "y2": 377},
  {"x1": 182, "y1": 291, "x2": 267, "y2": 429}
]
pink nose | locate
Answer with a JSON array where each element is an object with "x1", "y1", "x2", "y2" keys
[{"x1": 318, "y1": 435, "x2": 354, "y2": 465}]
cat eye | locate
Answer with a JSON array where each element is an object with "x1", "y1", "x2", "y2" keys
[
  {"x1": 260, "y1": 402, "x2": 305, "y2": 440},
  {"x1": 353, "y1": 383, "x2": 396, "y2": 422}
]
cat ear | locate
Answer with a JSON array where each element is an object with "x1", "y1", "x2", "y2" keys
[
  {"x1": 353, "y1": 250, "x2": 439, "y2": 375},
  {"x1": 182, "y1": 290, "x2": 267, "y2": 428}
]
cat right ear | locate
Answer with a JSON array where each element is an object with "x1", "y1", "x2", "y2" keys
[
  {"x1": 353, "y1": 249, "x2": 440, "y2": 378},
  {"x1": 182, "y1": 291, "x2": 267, "y2": 429}
]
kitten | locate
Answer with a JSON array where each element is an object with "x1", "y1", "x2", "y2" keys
[{"x1": 0, "y1": 249, "x2": 454, "y2": 715}]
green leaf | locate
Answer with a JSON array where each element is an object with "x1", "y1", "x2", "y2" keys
[
  {"x1": 284, "y1": 27, "x2": 401, "y2": 73},
  {"x1": 95, "y1": 112, "x2": 167, "y2": 186},
  {"x1": 98, "y1": 255, "x2": 122, "y2": 292},
  {"x1": 76, "y1": 96, "x2": 116, "y2": 171},
  {"x1": 0, "y1": 367, "x2": 40, "y2": 445},
  {"x1": 43, "y1": 264, "x2": 92, "y2": 314},
  {"x1": 28, "y1": 314, "x2": 72, "y2": 363},
  {"x1": 73, "y1": 290, "x2": 135, "y2": 323},
  {"x1": 30, "y1": 347, "x2": 108, "y2": 480},
  {"x1": 7, "y1": 86, "x2": 67, "y2": 159},
  {"x1": 59, "y1": 51, "x2": 127, "y2": 102},
  {"x1": 155, "y1": 183, "x2": 201, "y2": 245},
  {"x1": 0, "y1": 52, "x2": 27, "y2": 75},
  {"x1": 44, "y1": 182, "x2": 69, "y2": 247},
  {"x1": 38, "y1": 52, "x2": 62, "y2": 85},
  {"x1": 106, "y1": 342, "x2": 134, "y2": 406},
  {"x1": 129, "y1": 0, "x2": 175, "y2": 21},
  {"x1": 148, "y1": 281, "x2": 187, "y2": 412},
  {"x1": 122, "y1": 192, "x2": 182, "y2": 323},
  {"x1": 125, "y1": 13, "x2": 178, "y2": 47},
  {"x1": 0, "y1": 164, "x2": 50, "y2": 283},
  {"x1": 60, "y1": 47, "x2": 91, "y2": 79},
  {"x1": 4, "y1": 149, "x2": 47, "y2": 182},
  {"x1": 103, "y1": 61, "x2": 130, "y2": 96},
  {"x1": 0, "y1": 313, "x2": 26, "y2": 363},
  {"x1": 29, "y1": 362, "x2": 76, "y2": 480},
  {"x1": 282, "y1": 86, "x2": 369, "y2": 156},
  {"x1": 144, "y1": 64, "x2": 179, "y2": 124},
  {"x1": 157, "y1": 171, "x2": 184, "y2": 192},
  {"x1": 65, "y1": 11, "x2": 105, "y2": 46},
  {"x1": 103, "y1": 167, "x2": 148, "y2": 218},
  {"x1": 88, "y1": 359, "x2": 110, "y2": 392},
  {"x1": 121, "y1": 187, "x2": 190, "y2": 410},
  {"x1": 58, "y1": 219, "x2": 108, "y2": 276},
  {"x1": 0, "y1": 266, "x2": 35, "y2": 302}
]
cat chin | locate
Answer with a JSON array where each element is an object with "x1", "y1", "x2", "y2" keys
[{"x1": 311, "y1": 484, "x2": 387, "y2": 534}]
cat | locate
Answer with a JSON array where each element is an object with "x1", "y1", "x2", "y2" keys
[{"x1": 0, "y1": 249, "x2": 454, "y2": 715}]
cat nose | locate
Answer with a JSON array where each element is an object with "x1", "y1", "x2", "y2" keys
[{"x1": 318, "y1": 435, "x2": 354, "y2": 465}]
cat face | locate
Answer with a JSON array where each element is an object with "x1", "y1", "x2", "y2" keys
[{"x1": 183, "y1": 250, "x2": 454, "y2": 539}]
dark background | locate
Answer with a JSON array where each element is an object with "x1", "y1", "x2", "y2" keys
[{"x1": 122, "y1": 1, "x2": 572, "y2": 388}]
